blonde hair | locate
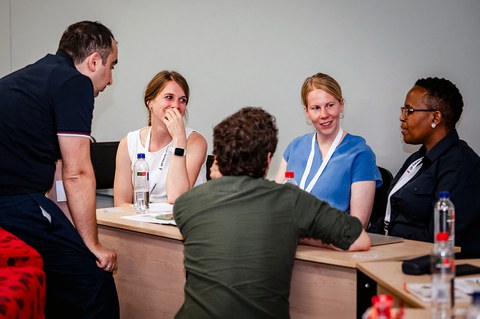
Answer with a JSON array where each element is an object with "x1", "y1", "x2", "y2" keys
[{"x1": 301, "y1": 73, "x2": 343, "y2": 106}]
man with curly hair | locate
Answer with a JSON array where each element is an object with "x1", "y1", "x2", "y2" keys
[{"x1": 173, "y1": 106, "x2": 370, "y2": 318}]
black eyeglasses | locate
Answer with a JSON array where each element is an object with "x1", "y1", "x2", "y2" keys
[{"x1": 400, "y1": 107, "x2": 436, "y2": 117}]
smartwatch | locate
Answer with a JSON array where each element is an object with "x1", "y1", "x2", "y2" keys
[{"x1": 172, "y1": 147, "x2": 187, "y2": 157}]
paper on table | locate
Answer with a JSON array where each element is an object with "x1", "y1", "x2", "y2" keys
[
  {"x1": 55, "y1": 180, "x2": 67, "y2": 202},
  {"x1": 455, "y1": 276, "x2": 480, "y2": 295},
  {"x1": 122, "y1": 213, "x2": 176, "y2": 225},
  {"x1": 121, "y1": 203, "x2": 176, "y2": 225},
  {"x1": 405, "y1": 278, "x2": 474, "y2": 303},
  {"x1": 102, "y1": 207, "x2": 126, "y2": 213}
]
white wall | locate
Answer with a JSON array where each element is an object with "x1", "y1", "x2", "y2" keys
[
  {"x1": 2, "y1": 0, "x2": 480, "y2": 179},
  {"x1": 0, "y1": 0, "x2": 10, "y2": 76}
]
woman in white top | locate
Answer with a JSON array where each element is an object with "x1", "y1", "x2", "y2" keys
[{"x1": 114, "y1": 70, "x2": 207, "y2": 205}]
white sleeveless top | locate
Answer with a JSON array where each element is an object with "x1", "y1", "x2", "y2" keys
[{"x1": 126, "y1": 127, "x2": 207, "y2": 203}]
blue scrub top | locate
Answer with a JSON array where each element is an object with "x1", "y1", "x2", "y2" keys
[{"x1": 283, "y1": 132, "x2": 382, "y2": 212}]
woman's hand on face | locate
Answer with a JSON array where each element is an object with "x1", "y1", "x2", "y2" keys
[{"x1": 163, "y1": 108, "x2": 186, "y2": 142}]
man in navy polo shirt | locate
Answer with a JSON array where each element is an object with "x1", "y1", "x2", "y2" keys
[{"x1": 0, "y1": 21, "x2": 119, "y2": 318}]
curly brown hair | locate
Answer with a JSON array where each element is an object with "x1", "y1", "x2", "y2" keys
[{"x1": 213, "y1": 107, "x2": 278, "y2": 178}]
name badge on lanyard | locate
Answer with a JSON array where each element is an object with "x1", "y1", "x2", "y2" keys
[{"x1": 299, "y1": 127, "x2": 344, "y2": 193}]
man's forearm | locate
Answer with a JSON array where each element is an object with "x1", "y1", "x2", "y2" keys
[{"x1": 64, "y1": 173, "x2": 99, "y2": 250}]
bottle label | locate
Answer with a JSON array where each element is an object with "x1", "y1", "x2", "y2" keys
[
  {"x1": 434, "y1": 257, "x2": 454, "y2": 273},
  {"x1": 136, "y1": 171, "x2": 147, "y2": 176},
  {"x1": 435, "y1": 258, "x2": 451, "y2": 269}
]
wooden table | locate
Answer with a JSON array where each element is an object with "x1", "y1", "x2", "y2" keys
[
  {"x1": 97, "y1": 207, "x2": 436, "y2": 319},
  {"x1": 358, "y1": 259, "x2": 480, "y2": 317}
]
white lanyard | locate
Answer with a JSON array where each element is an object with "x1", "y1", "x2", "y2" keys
[
  {"x1": 383, "y1": 157, "x2": 424, "y2": 234},
  {"x1": 299, "y1": 127, "x2": 344, "y2": 193},
  {"x1": 145, "y1": 127, "x2": 171, "y2": 195}
]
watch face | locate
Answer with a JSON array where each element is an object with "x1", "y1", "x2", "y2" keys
[{"x1": 174, "y1": 148, "x2": 186, "y2": 156}]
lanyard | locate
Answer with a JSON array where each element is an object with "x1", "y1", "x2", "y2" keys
[
  {"x1": 145, "y1": 127, "x2": 171, "y2": 195},
  {"x1": 299, "y1": 127, "x2": 344, "y2": 193},
  {"x1": 383, "y1": 157, "x2": 424, "y2": 235}
]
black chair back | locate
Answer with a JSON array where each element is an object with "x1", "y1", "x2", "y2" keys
[
  {"x1": 90, "y1": 141, "x2": 120, "y2": 190},
  {"x1": 369, "y1": 166, "x2": 393, "y2": 226},
  {"x1": 206, "y1": 155, "x2": 214, "y2": 181}
]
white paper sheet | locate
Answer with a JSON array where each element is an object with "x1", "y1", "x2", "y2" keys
[
  {"x1": 121, "y1": 212, "x2": 176, "y2": 225},
  {"x1": 121, "y1": 202, "x2": 175, "y2": 225},
  {"x1": 56, "y1": 180, "x2": 67, "y2": 202},
  {"x1": 405, "y1": 278, "x2": 475, "y2": 303}
]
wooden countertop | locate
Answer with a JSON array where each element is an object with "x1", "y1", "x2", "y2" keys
[
  {"x1": 295, "y1": 239, "x2": 434, "y2": 268},
  {"x1": 97, "y1": 206, "x2": 182, "y2": 240},
  {"x1": 358, "y1": 259, "x2": 480, "y2": 309},
  {"x1": 97, "y1": 207, "x2": 434, "y2": 268}
]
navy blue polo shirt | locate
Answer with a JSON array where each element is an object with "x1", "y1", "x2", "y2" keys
[{"x1": 0, "y1": 51, "x2": 94, "y2": 195}]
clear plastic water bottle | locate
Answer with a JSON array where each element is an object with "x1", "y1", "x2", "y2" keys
[
  {"x1": 434, "y1": 191, "x2": 455, "y2": 251},
  {"x1": 466, "y1": 291, "x2": 480, "y2": 319},
  {"x1": 133, "y1": 153, "x2": 149, "y2": 214},
  {"x1": 431, "y1": 232, "x2": 454, "y2": 319},
  {"x1": 283, "y1": 171, "x2": 297, "y2": 185}
]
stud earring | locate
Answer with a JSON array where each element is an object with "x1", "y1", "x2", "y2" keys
[{"x1": 431, "y1": 123, "x2": 436, "y2": 129}]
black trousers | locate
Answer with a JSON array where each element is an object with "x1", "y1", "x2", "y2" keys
[{"x1": 0, "y1": 193, "x2": 119, "y2": 319}]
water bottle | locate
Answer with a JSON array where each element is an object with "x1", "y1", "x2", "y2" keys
[
  {"x1": 133, "y1": 153, "x2": 149, "y2": 213},
  {"x1": 431, "y1": 232, "x2": 454, "y2": 319},
  {"x1": 283, "y1": 171, "x2": 297, "y2": 185},
  {"x1": 466, "y1": 291, "x2": 480, "y2": 319},
  {"x1": 434, "y1": 191, "x2": 455, "y2": 251}
]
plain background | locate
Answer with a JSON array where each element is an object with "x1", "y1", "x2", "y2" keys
[{"x1": 1, "y1": 0, "x2": 479, "y2": 179}]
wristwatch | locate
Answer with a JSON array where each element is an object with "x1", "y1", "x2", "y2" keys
[{"x1": 171, "y1": 147, "x2": 187, "y2": 157}]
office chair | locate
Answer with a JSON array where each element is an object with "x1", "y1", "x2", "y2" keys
[
  {"x1": 90, "y1": 141, "x2": 120, "y2": 190},
  {"x1": 368, "y1": 166, "x2": 393, "y2": 227},
  {"x1": 206, "y1": 155, "x2": 215, "y2": 181}
]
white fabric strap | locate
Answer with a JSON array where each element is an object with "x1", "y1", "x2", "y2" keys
[
  {"x1": 384, "y1": 157, "x2": 424, "y2": 234},
  {"x1": 145, "y1": 127, "x2": 170, "y2": 173},
  {"x1": 145, "y1": 127, "x2": 151, "y2": 153},
  {"x1": 299, "y1": 127, "x2": 344, "y2": 193},
  {"x1": 145, "y1": 128, "x2": 171, "y2": 196}
]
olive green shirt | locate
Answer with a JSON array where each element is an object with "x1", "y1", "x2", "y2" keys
[{"x1": 174, "y1": 176, "x2": 362, "y2": 319}]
